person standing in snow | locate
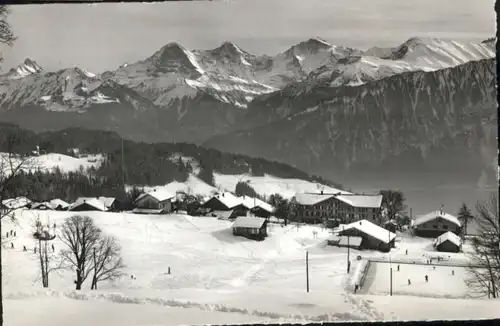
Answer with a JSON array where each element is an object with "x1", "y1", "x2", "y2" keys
[
  {"x1": 397, "y1": 265, "x2": 400, "y2": 272},
  {"x1": 51, "y1": 244, "x2": 55, "y2": 252},
  {"x1": 408, "y1": 279, "x2": 411, "y2": 285},
  {"x1": 452, "y1": 270, "x2": 455, "y2": 276},
  {"x1": 405, "y1": 249, "x2": 408, "y2": 255},
  {"x1": 425, "y1": 275, "x2": 428, "y2": 282}
]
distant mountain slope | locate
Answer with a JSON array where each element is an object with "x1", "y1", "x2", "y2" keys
[
  {"x1": 0, "y1": 37, "x2": 494, "y2": 145},
  {"x1": 204, "y1": 58, "x2": 497, "y2": 186},
  {"x1": 0, "y1": 123, "x2": 341, "y2": 190}
]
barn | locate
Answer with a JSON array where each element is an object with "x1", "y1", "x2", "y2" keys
[
  {"x1": 232, "y1": 216, "x2": 268, "y2": 241},
  {"x1": 134, "y1": 189, "x2": 175, "y2": 214},
  {"x1": 327, "y1": 235, "x2": 363, "y2": 250},
  {"x1": 240, "y1": 196, "x2": 275, "y2": 219},
  {"x1": 435, "y1": 231, "x2": 462, "y2": 253},
  {"x1": 413, "y1": 209, "x2": 461, "y2": 238},
  {"x1": 337, "y1": 219, "x2": 396, "y2": 252},
  {"x1": 68, "y1": 198, "x2": 107, "y2": 212}
]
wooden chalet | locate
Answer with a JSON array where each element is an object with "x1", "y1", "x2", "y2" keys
[
  {"x1": 49, "y1": 198, "x2": 70, "y2": 211},
  {"x1": 30, "y1": 202, "x2": 55, "y2": 211},
  {"x1": 133, "y1": 189, "x2": 175, "y2": 214},
  {"x1": 98, "y1": 197, "x2": 120, "y2": 212},
  {"x1": 202, "y1": 192, "x2": 244, "y2": 218},
  {"x1": 327, "y1": 235, "x2": 363, "y2": 250},
  {"x1": 435, "y1": 231, "x2": 462, "y2": 253},
  {"x1": 232, "y1": 216, "x2": 268, "y2": 241},
  {"x1": 337, "y1": 219, "x2": 396, "y2": 252},
  {"x1": 240, "y1": 195, "x2": 275, "y2": 219},
  {"x1": 413, "y1": 209, "x2": 461, "y2": 238},
  {"x1": 68, "y1": 198, "x2": 107, "y2": 212}
]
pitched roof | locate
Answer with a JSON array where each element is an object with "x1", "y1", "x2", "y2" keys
[
  {"x1": 292, "y1": 192, "x2": 381, "y2": 208},
  {"x1": 293, "y1": 193, "x2": 335, "y2": 206},
  {"x1": 340, "y1": 219, "x2": 396, "y2": 244},
  {"x1": 2, "y1": 197, "x2": 32, "y2": 209},
  {"x1": 49, "y1": 198, "x2": 70, "y2": 209},
  {"x1": 69, "y1": 197, "x2": 107, "y2": 211},
  {"x1": 211, "y1": 192, "x2": 242, "y2": 209},
  {"x1": 239, "y1": 196, "x2": 275, "y2": 213},
  {"x1": 31, "y1": 202, "x2": 54, "y2": 210},
  {"x1": 335, "y1": 194, "x2": 383, "y2": 208},
  {"x1": 435, "y1": 231, "x2": 462, "y2": 247},
  {"x1": 232, "y1": 216, "x2": 267, "y2": 229},
  {"x1": 136, "y1": 189, "x2": 175, "y2": 203},
  {"x1": 414, "y1": 210, "x2": 461, "y2": 228},
  {"x1": 98, "y1": 197, "x2": 116, "y2": 208}
]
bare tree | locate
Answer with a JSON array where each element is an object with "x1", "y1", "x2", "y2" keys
[
  {"x1": 32, "y1": 215, "x2": 63, "y2": 288},
  {"x1": 59, "y1": 215, "x2": 102, "y2": 290},
  {"x1": 380, "y1": 190, "x2": 407, "y2": 223},
  {"x1": 90, "y1": 236, "x2": 125, "y2": 290},
  {"x1": 0, "y1": 5, "x2": 16, "y2": 64},
  {"x1": 466, "y1": 194, "x2": 500, "y2": 298}
]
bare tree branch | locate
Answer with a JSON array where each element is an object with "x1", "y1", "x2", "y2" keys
[
  {"x1": 59, "y1": 215, "x2": 102, "y2": 290},
  {"x1": 466, "y1": 194, "x2": 500, "y2": 298},
  {"x1": 91, "y1": 236, "x2": 125, "y2": 290}
]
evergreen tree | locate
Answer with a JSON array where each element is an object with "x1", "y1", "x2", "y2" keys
[
  {"x1": 198, "y1": 161, "x2": 215, "y2": 186},
  {"x1": 235, "y1": 181, "x2": 257, "y2": 198},
  {"x1": 458, "y1": 203, "x2": 474, "y2": 240}
]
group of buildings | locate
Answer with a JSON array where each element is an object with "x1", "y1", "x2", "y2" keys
[{"x1": 1, "y1": 189, "x2": 466, "y2": 251}]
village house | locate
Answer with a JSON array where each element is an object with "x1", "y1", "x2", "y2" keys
[
  {"x1": 232, "y1": 216, "x2": 268, "y2": 241},
  {"x1": 434, "y1": 231, "x2": 462, "y2": 253},
  {"x1": 413, "y1": 209, "x2": 461, "y2": 238},
  {"x1": 202, "y1": 192, "x2": 244, "y2": 218},
  {"x1": 336, "y1": 219, "x2": 396, "y2": 252},
  {"x1": 68, "y1": 197, "x2": 107, "y2": 212},
  {"x1": 2, "y1": 197, "x2": 33, "y2": 211},
  {"x1": 49, "y1": 198, "x2": 70, "y2": 211},
  {"x1": 133, "y1": 189, "x2": 175, "y2": 214},
  {"x1": 239, "y1": 195, "x2": 275, "y2": 219},
  {"x1": 98, "y1": 197, "x2": 120, "y2": 212},
  {"x1": 30, "y1": 202, "x2": 55, "y2": 211},
  {"x1": 290, "y1": 191, "x2": 383, "y2": 224}
]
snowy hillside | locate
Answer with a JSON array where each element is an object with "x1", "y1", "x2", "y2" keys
[
  {"x1": 1, "y1": 58, "x2": 43, "y2": 80},
  {"x1": 0, "y1": 151, "x2": 336, "y2": 199},
  {"x1": 0, "y1": 153, "x2": 105, "y2": 176},
  {"x1": 3, "y1": 209, "x2": 499, "y2": 326}
]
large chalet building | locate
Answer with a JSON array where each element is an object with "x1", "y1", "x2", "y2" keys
[{"x1": 290, "y1": 191, "x2": 383, "y2": 224}]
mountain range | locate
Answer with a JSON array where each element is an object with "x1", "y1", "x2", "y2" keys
[{"x1": 0, "y1": 36, "x2": 496, "y2": 186}]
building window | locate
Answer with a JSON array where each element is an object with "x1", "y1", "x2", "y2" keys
[
  {"x1": 443, "y1": 225, "x2": 448, "y2": 230},
  {"x1": 433, "y1": 224, "x2": 437, "y2": 229}
]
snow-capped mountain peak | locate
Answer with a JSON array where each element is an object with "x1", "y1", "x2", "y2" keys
[
  {"x1": 4, "y1": 58, "x2": 43, "y2": 79},
  {"x1": 150, "y1": 42, "x2": 204, "y2": 76}
]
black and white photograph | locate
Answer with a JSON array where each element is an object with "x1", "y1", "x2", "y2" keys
[{"x1": 0, "y1": 1, "x2": 498, "y2": 325}]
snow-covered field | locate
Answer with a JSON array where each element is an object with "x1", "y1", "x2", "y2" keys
[
  {"x1": 2, "y1": 209, "x2": 500, "y2": 325},
  {"x1": 365, "y1": 263, "x2": 474, "y2": 299}
]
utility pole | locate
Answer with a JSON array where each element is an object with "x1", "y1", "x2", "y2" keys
[
  {"x1": 347, "y1": 232, "x2": 351, "y2": 273},
  {"x1": 306, "y1": 250, "x2": 310, "y2": 293},
  {"x1": 389, "y1": 229, "x2": 393, "y2": 296}
]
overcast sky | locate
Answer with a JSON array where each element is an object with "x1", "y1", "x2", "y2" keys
[{"x1": 1, "y1": 0, "x2": 495, "y2": 73}]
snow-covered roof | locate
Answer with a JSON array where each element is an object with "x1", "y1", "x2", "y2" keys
[
  {"x1": 293, "y1": 192, "x2": 381, "y2": 208},
  {"x1": 31, "y1": 202, "x2": 54, "y2": 210},
  {"x1": 136, "y1": 190, "x2": 175, "y2": 203},
  {"x1": 335, "y1": 194, "x2": 383, "y2": 208},
  {"x1": 69, "y1": 197, "x2": 107, "y2": 212},
  {"x1": 435, "y1": 231, "x2": 462, "y2": 247},
  {"x1": 232, "y1": 216, "x2": 267, "y2": 229},
  {"x1": 340, "y1": 219, "x2": 396, "y2": 244},
  {"x1": 414, "y1": 210, "x2": 461, "y2": 228},
  {"x1": 49, "y1": 198, "x2": 70, "y2": 209},
  {"x1": 98, "y1": 197, "x2": 116, "y2": 208},
  {"x1": 293, "y1": 193, "x2": 335, "y2": 206},
  {"x1": 2, "y1": 197, "x2": 32, "y2": 209},
  {"x1": 211, "y1": 192, "x2": 242, "y2": 209},
  {"x1": 239, "y1": 196, "x2": 275, "y2": 213}
]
